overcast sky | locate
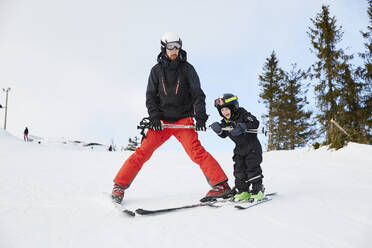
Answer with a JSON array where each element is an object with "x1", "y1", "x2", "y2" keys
[{"x1": 0, "y1": 0, "x2": 368, "y2": 151}]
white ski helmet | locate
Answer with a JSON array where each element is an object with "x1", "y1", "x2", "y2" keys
[{"x1": 161, "y1": 32, "x2": 182, "y2": 49}]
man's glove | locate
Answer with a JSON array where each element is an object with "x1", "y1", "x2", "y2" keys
[
  {"x1": 150, "y1": 118, "x2": 163, "y2": 130},
  {"x1": 231, "y1": 123, "x2": 247, "y2": 137},
  {"x1": 195, "y1": 119, "x2": 207, "y2": 131},
  {"x1": 210, "y1": 122, "x2": 222, "y2": 134}
]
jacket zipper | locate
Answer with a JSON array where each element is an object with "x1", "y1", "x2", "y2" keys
[
  {"x1": 161, "y1": 76, "x2": 168, "y2": 96},
  {"x1": 175, "y1": 80, "x2": 180, "y2": 95}
]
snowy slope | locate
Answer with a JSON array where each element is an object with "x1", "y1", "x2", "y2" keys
[{"x1": 0, "y1": 129, "x2": 371, "y2": 248}]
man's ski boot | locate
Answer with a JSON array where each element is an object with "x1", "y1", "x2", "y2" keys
[
  {"x1": 200, "y1": 181, "x2": 231, "y2": 202},
  {"x1": 111, "y1": 183, "x2": 125, "y2": 204}
]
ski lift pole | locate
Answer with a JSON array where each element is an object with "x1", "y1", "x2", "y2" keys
[{"x1": 2, "y1": 88, "x2": 11, "y2": 130}]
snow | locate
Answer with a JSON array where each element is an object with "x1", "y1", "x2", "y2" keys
[{"x1": 1, "y1": 129, "x2": 372, "y2": 248}]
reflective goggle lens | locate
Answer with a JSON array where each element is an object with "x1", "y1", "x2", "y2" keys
[
  {"x1": 214, "y1": 96, "x2": 238, "y2": 107},
  {"x1": 166, "y1": 42, "x2": 182, "y2": 50},
  {"x1": 214, "y1": 98, "x2": 225, "y2": 107}
]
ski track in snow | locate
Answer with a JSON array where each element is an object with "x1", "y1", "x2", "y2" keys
[{"x1": 1, "y1": 129, "x2": 372, "y2": 248}]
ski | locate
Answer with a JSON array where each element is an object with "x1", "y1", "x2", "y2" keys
[
  {"x1": 105, "y1": 192, "x2": 136, "y2": 217},
  {"x1": 122, "y1": 208, "x2": 136, "y2": 217},
  {"x1": 210, "y1": 192, "x2": 277, "y2": 206},
  {"x1": 234, "y1": 192, "x2": 277, "y2": 210},
  {"x1": 234, "y1": 197, "x2": 272, "y2": 210},
  {"x1": 113, "y1": 202, "x2": 136, "y2": 217},
  {"x1": 114, "y1": 203, "x2": 136, "y2": 217},
  {"x1": 134, "y1": 192, "x2": 277, "y2": 216},
  {"x1": 135, "y1": 202, "x2": 218, "y2": 215}
]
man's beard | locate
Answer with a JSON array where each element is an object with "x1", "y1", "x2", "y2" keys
[{"x1": 169, "y1": 54, "x2": 178, "y2": 61}]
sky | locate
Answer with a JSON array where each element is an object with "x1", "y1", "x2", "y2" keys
[{"x1": 0, "y1": 0, "x2": 369, "y2": 150}]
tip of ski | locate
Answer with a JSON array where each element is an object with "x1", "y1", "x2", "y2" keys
[
  {"x1": 123, "y1": 209, "x2": 136, "y2": 217},
  {"x1": 265, "y1": 192, "x2": 278, "y2": 197},
  {"x1": 135, "y1": 208, "x2": 154, "y2": 215}
]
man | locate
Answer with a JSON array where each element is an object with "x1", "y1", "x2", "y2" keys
[{"x1": 112, "y1": 32, "x2": 231, "y2": 204}]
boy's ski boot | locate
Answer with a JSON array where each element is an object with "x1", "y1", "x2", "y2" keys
[
  {"x1": 200, "y1": 181, "x2": 231, "y2": 202},
  {"x1": 234, "y1": 191, "x2": 251, "y2": 202},
  {"x1": 250, "y1": 184, "x2": 265, "y2": 201},
  {"x1": 250, "y1": 191, "x2": 265, "y2": 201},
  {"x1": 111, "y1": 183, "x2": 125, "y2": 204}
]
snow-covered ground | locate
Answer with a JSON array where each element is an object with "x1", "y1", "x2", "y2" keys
[{"x1": 1, "y1": 128, "x2": 371, "y2": 248}]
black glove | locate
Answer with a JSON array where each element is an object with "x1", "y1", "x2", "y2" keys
[
  {"x1": 150, "y1": 118, "x2": 163, "y2": 130},
  {"x1": 210, "y1": 122, "x2": 222, "y2": 134},
  {"x1": 231, "y1": 123, "x2": 247, "y2": 137},
  {"x1": 195, "y1": 119, "x2": 207, "y2": 131}
]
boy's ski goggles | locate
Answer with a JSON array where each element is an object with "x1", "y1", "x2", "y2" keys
[
  {"x1": 166, "y1": 42, "x2": 182, "y2": 50},
  {"x1": 214, "y1": 96, "x2": 238, "y2": 107}
]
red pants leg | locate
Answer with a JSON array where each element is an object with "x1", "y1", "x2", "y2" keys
[
  {"x1": 172, "y1": 118, "x2": 228, "y2": 186},
  {"x1": 114, "y1": 128, "x2": 172, "y2": 188}
]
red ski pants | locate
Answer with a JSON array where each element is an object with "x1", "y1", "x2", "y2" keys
[{"x1": 114, "y1": 117, "x2": 228, "y2": 189}]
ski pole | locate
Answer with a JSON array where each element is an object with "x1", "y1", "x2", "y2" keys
[
  {"x1": 218, "y1": 126, "x2": 258, "y2": 133},
  {"x1": 162, "y1": 124, "x2": 195, "y2": 129},
  {"x1": 161, "y1": 123, "x2": 258, "y2": 133}
]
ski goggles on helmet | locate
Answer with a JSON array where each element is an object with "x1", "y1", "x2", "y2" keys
[
  {"x1": 165, "y1": 42, "x2": 182, "y2": 50},
  {"x1": 214, "y1": 96, "x2": 238, "y2": 107}
]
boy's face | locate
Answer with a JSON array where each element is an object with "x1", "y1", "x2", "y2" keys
[{"x1": 221, "y1": 107, "x2": 231, "y2": 119}]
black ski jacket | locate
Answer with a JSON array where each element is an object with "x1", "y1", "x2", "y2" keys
[
  {"x1": 145, "y1": 49, "x2": 208, "y2": 123},
  {"x1": 218, "y1": 107, "x2": 262, "y2": 156}
]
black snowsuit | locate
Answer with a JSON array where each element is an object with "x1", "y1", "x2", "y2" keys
[
  {"x1": 145, "y1": 49, "x2": 208, "y2": 123},
  {"x1": 217, "y1": 107, "x2": 263, "y2": 193}
]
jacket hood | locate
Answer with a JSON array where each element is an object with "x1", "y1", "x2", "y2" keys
[{"x1": 157, "y1": 49, "x2": 187, "y2": 65}]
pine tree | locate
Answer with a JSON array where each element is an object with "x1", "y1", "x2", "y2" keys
[
  {"x1": 124, "y1": 136, "x2": 140, "y2": 151},
  {"x1": 337, "y1": 60, "x2": 369, "y2": 147},
  {"x1": 307, "y1": 5, "x2": 345, "y2": 148},
  {"x1": 278, "y1": 64, "x2": 316, "y2": 149},
  {"x1": 258, "y1": 51, "x2": 284, "y2": 151},
  {"x1": 358, "y1": 0, "x2": 372, "y2": 143}
]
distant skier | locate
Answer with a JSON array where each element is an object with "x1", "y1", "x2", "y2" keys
[
  {"x1": 24, "y1": 127, "x2": 29, "y2": 142},
  {"x1": 111, "y1": 32, "x2": 231, "y2": 204},
  {"x1": 210, "y1": 94, "x2": 265, "y2": 201}
]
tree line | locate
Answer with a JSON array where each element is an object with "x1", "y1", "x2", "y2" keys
[{"x1": 259, "y1": 3, "x2": 372, "y2": 150}]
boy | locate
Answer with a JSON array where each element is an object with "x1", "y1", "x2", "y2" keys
[{"x1": 210, "y1": 93, "x2": 265, "y2": 201}]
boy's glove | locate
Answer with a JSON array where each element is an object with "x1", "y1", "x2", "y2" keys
[
  {"x1": 150, "y1": 118, "x2": 163, "y2": 130},
  {"x1": 210, "y1": 122, "x2": 222, "y2": 134},
  {"x1": 231, "y1": 123, "x2": 248, "y2": 137},
  {"x1": 195, "y1": 119, "x2": 207, "y2": 131}
]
